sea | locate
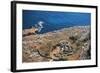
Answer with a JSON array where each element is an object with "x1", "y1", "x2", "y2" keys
[{"x1": 23, "y1": 10, "x2": 91, "y2": 34}]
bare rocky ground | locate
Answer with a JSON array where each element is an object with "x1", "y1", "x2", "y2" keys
[{"x1": 22, "y1": 26, "x2": 91, "y2": 63}]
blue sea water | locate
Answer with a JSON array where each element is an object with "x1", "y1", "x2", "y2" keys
[{"x1": 23, "y1": 10, "x2": 91, "y2": 34}]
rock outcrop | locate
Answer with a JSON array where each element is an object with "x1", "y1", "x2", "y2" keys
[{"x1": 23, "y1": 27, "x2": 38, "y2": 36}]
